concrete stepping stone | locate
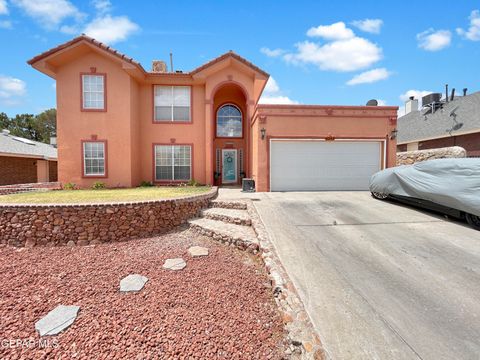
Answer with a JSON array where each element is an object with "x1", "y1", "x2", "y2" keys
[
  {"x1": 35, "y1": 305, "x2": 80, "y2": 336},
  {"x1": 188, "y1": 246, "x2": 209, "y2": 257},
  {"x1": 120, "y1": 274, "x2": 148, "y2": 292},
  {"x1": 163, "y1": 258, "x2": 186, "y2": 270}
]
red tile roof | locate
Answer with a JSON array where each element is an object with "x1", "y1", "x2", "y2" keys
[
  {"x1": 27, "y1": 34, "x2": 146, "y2": 72},
  {"x1": 190, "y1": 51, "x2": 269, "y2": 77},
  {"x1": 28, "y1": 35, "x2": 269, "y2": 78}
]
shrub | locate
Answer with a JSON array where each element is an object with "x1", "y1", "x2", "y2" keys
[
  {"x1": 139, "y1": 180, "x2": 154, "y2": 187},
  {"x1": 91, "y1": 181, "x2": 106, "y2": 190},
  {"x1": 187, "y1": 179, "x2": 203, "y2": 187},
  {"x1": 63, "y1": 182, "x2": 76, "y2": 190}
]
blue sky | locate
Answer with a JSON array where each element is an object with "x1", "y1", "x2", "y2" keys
[{"x1": 0, "y1": 0, "x2": 479, "y2": 117}]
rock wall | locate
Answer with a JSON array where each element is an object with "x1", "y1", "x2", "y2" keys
[
  {"x1": 396, "y1": 146, "x2": 466, "y2": 165},
  {"x1": 0, "y1": 188, "x2": 217, "y2": 247}
]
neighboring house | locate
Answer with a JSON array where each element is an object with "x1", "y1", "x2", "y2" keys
[
  {"x1": 0, "y1": 129, "x2": 57, "y2": 185},
  {"x1": 28, "y1": 35, "x2": 398, "y2": 192},
  {"x1": 397, "y1": 91, "x2": 480, "y2": 157}
]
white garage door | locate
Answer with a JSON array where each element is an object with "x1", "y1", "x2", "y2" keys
[{"x1": 270, "y1": 140, "x2": 382, "y2": 191}]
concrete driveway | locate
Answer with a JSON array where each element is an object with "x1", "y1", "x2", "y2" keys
[{"x1": 252, "y1": 191, "x2": 480, "y2": 360}]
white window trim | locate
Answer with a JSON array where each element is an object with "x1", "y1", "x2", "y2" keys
[
  {"x1": 83, "y1": 141, "x2": 106, "y2": 176},
  {"x1": 82, "y1": 74, "x2": 105, "y2": 110},
  {"x1": 154, "y1": 145, "x2": 192, "y2": 181},
  {"x1": 154, "y1": 85, "x2": 191, "y2": 122}
]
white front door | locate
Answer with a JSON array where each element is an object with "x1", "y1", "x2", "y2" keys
[
  {"x1": 270, "y1": 140, "x2": 383, "y2": 191},
  {"x1": 222, "y1": 149, "x2": 237, "y2": 184}
]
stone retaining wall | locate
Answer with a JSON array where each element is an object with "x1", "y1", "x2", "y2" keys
[
  {"x1": 0, "y1": 187, "x2": 217, "y2": 247},
  {"x1": 396, "y1": 146, "x2": 466, "y2": 165}
]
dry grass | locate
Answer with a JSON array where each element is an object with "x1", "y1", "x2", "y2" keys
[{"x1": 0, "y1": 186, "x2": 211, "y2": 204}]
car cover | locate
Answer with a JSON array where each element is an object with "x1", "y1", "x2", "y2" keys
[{"x1": 369, "y1": 158, "x2": 480, "y2": 217}]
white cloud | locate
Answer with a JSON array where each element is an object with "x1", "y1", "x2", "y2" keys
[
  {"x1": 259, "y1": 77, "x2": 299, "y2": 105},
  {"x1": 0, "y1": 0, "x2": 8, "y2": 15},
  {"x1": 0, "y1": 20, "x2": 12, "y2": 29},
  {"x1": 306, "y1": 22, "x2": 354, "y2": 40},
  {"x1": 377, "y1": 99, "x2": 387, "y2": 106},
  {"x1": 351, "y1": 19, "x2": 383, "y2": 34},
  {"x1": 260, "y1": 47, "x2": 285, "y2": 57},
  {"x1": 284, "y1": 37, "x2": 382, "y2": 72},
  {"x1": 92, "y1": 0, "x2": 112, "y2": 15},
  {"x1": 83, "y1": 15, "x2": 139, "y2": 44},
  {"x1": 456, "y1": 9, "x2": 480, "y2": 41},
  {"x1": 264, "y1": 77, "x2": 280, "y2": 93},
  {"x1": 347, "y1": 68, "x2": 391, "y2": 85},
  {"x1": 12, "y1": 0, "x2": 84, "y2": 29},
  {"x1": 417, "y1": 29, "x2": 451, "y2": 51},
  {"x1": 0, "y1": 75, "x2": 26, "y2": 106}
]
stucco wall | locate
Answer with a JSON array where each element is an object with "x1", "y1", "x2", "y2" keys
[
  {"x1": 56, "y1": 51, "x2": 135, "y2": 188},
  {"x1": 0, "y1": 187, "x2": 217, "y2": 247},
  {"x1": 252, "y1": 106, "x2": 398, "y2": 191}
]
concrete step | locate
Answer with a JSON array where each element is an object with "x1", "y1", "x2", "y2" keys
[
  {"x1": 209, "y1": 199, "x2": 247, "y2": 210},
  {"x1": 202, "y1": 208, "x2": 252, "y2": 226},
  {"x1": 188, "y1": 218, "x2": 259, "y2": 253}
]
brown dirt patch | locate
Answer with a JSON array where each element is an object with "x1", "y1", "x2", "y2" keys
[{"x1": 0, "y1": 228, "x2": 285, "y2": 359}]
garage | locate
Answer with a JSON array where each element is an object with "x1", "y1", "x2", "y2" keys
[{"x1": 270, "y1": 139, "x2": 383, "y2": 191}]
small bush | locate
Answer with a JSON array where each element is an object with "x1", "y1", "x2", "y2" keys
[
  {"x1": 63, "y1": 182, "x2": 76, "y2": 190},
  {"x1": 91, "y1": 181, "x2": 106, "y2": 190},
  {"x1": 187, "y1": 179, "x2": 204, "y2": 187},
  {"x1": 139, "y1": 180, "x2": 154, "y2": 187}
]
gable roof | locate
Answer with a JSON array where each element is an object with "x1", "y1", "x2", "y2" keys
[
  {"x1": 28, "y1": 35, "x2": 269, "y2": 78},
  {"x1": 0, "y1": 130, "x2": 57, "y2": 160},
  {"x1": 27, "y1": 34, "x2": 146, "y2": 72},
  {"x1": 397, "y1": 91, "x2": 480, "y2": 144},
  {"x1": 190, "y1": 51, "x2": 269, "y2": 77}
]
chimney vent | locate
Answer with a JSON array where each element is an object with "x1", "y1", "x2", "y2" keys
[
  {"x1": 152, "y1": 60, "x2": 168, "y2": 73},
  {"x1": 405, "y1": 97, "x2": 419, "y2": 115},
  {"x1": 463, "y1": 88, "x2": 468, "y2": 96}
]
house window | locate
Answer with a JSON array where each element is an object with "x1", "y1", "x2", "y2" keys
[
  {"x1": 83, "y1": 141, "x2": 106, "y2": 176},
  {"x1": 154, "y1": 145, "x2": 191, "y2": 181},
  {"x1": 216, "y1": 104, "x2": 242, "y2": 137},
  {"x1": 154, "y1": 86, "x2": 191, "y2": 122},
  {"x1": 82, "y1": 74, "x2": 105, "y2": 110}
]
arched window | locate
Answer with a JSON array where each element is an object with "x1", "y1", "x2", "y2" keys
[{"x1": 216, "y1": 104, "x2": 242, "y2": 137}]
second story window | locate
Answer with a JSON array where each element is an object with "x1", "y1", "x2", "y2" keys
[
  {"x1": 154, "y1": 86, "x2": 191, "y2": 122},
  {"x1": 82, "y1": 74, "x2": 105, "y2": 111}
]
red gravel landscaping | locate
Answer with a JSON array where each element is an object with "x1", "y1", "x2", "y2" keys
[{"x1": 0, "y1": 228, "x2": 285, "y2": 359}]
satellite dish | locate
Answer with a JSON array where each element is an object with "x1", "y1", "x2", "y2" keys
[
  {"x1": 366, "y1": 99, "x2": 378, "y2": 106},
  {"x1": 449, "y1": 106, "x2": 459, "y2": 116},
  {"x1": 452, "y1": 122, "x2": 463, "y2": 131}
]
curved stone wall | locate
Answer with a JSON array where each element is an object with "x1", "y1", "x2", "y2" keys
[
  {"x1": 0, "y1": 187, "x2": 217, "y2": 247},
  {"x1": 396, "y1": 146, "x2": 466, "y2": 165}
]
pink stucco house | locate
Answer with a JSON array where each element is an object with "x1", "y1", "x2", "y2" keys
[{"x1": 28, "y1": 35, "x2": 398, "y2": 192}]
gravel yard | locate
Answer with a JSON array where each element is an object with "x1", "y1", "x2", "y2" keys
[{"x1": 0, "y1": 228, "x2": 285, "y2": 359}]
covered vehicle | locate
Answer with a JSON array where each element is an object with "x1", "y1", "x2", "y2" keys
[{"x1": 369, "y1": 158, "x2": 480, "y2": 230}]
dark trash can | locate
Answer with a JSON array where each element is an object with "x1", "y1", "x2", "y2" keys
[{"x1": 242, "y1": 178, "x2": 255, "y2": 192}]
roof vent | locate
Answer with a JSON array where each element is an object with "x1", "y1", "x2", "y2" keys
[
  {"x1": 152, "y1": 60, "x2": 167, "y2": 73},
  {"x1": 2, "y1": 129, "x2": 10, "y2": 135},
  {"x1": 12, "y1": 136, "x2": 35, "y2": 145},
  {"x1": 366, "y1": 99, "x2": 378, "y2": 106}
]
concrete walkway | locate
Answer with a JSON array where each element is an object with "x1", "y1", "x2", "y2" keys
[{"x1": 219, "y1": 189, "x2": 480, "y2": 360}]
